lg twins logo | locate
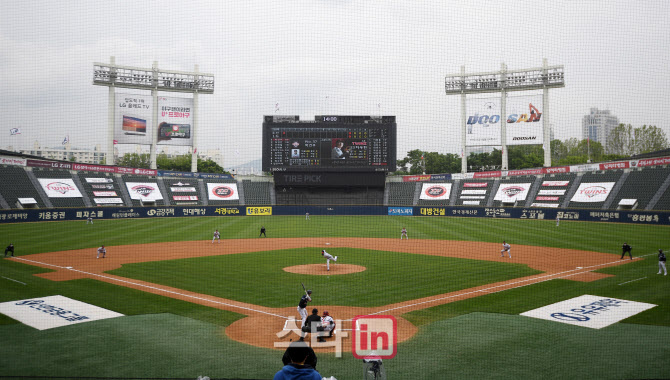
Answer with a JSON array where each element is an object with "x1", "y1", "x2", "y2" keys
[
  {"x1": 131, "y1": 185, "x2": 156, "y2": 197},
  {"x1": 501, "y1": 186, "x2": 524, "y2": 198},
  {"x1": 579, "y1": 186, "x2": 608, "y2": 198},
  {"x1": 212, "y1": 185, "x2": 235, "y2": 199},
  {"x1": 424, "y1": 185, "x2": 448, "y2": 198},
  {"x1": 46, "y1": 182, "x2": 76, "y2": 194}
]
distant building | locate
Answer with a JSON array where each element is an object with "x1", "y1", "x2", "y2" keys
[
  {"x1": 582, "y1": 108, "x2": 619, "y2": 149},
  {"x1": 10, "y1": 142, "x2": 106, "y2": 164}
]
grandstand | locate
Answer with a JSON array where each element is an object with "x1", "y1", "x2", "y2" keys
[
  {"x1": 454, "y1": 180, "x2": 493, "y2": 206},
  {"x1": 609, "y1": 166, "x2": 670, "y2": 210},
  {"x1": 0, "y1": 166, "x2": 49, "y2": 209},
  {"x1": 386, "y1": 182, "x2": 417, "y2": 206}
]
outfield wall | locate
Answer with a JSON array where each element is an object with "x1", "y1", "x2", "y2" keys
[{"x1": 1, "y1": 205, "x2": 669, "y2": 225}]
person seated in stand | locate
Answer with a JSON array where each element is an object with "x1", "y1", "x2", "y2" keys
[{"x1": 275, "y1": 341, "x2": 321, "y2": 380}]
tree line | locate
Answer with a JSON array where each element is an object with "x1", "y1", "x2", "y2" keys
[
  {"x1": 396, "y1": 123, "x2": 668, "y2": 175},
  {"x1": 116, "y1": 153, "x2": 228, "y2": 174}
]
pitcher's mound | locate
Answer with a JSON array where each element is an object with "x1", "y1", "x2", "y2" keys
[{"x1": 283, "y1": 264, "x2": 366, "y2": 275}]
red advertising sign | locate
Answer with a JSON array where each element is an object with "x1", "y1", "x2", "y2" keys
[
  {"x1": 508, "y1": 168, "x2": 544, "y2": 176},
  {"x1": 636, "y1": 157, "x2": 670, "y2": 167},
  {"x1": 544, "y1": 166, "x2": 570, "y2": 174},
  {"x1": 173, "y1": 195, "x2": 198, "y2": 201},
  {"x1": 402, "y1": 175, "x2": 431, "y2": 182},
  {"x1": 599, "y1": 161, "x2": 629, "y2": 170},
  {"x1": 463, "y1": 182, "x2": 488, "y2": 188},
  {"x1": 473, "y1": 171, "x2": 501, "y2": 178},
  {"x1": 536, "y1": 196, "x2": 560, "y2": 201}
]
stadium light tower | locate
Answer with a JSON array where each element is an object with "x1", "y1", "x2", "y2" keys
[
  {"x1": 445, "y1": 59, "x2": 564, "y2": 173},
  {"x1": 93, "y1": 57, "x2": 214, "y2": 171}
]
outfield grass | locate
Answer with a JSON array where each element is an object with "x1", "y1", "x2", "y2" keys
[{"x1": 1, "y1": 216, "x2": 669, "y2": 379}]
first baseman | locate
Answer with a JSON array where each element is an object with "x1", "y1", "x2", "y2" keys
[
  {"x1": 297, "y1": 289, "x2": 312, "y2": 328},
  {"x1": 321, "y1": 250, "x2": 338, "y2": 271},
  {"x1": 4, "y1": 243, "x2": 14, "y2": 257},
  {"x1": 212, "y1": 229, "x2": 221, "y2": 243},
  {"x1": 501, "y1": 241, "x2": 511, "y2": 258},
  {"x1": 620, "y1": 242, "x2": 632, "y2": 260},
  {"x1": 96, "y1": 245, "x2": 106, "y2": 259}
]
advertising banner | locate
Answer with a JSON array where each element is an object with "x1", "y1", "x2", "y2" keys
[
  {"x1": 86, "y1": 178, "x2": 113, "y2": 183},
  {"x1": 419, "y1": 183, "x2": 452, "y2": 200},
  {"x1": 462, "y1": 189, "x2": 487, "y2": 195},
  {"x1": 207, "y1": 183, "x2": 240, "y2": 201},
  {"x1": 388, "y1": 207, "x2": 413, "y2": 216},
  {"x1": 542, "y1": 181, "x2": 569, "y2": 187},
  {"x1": 38, "y1": 179, "x2": 83, "y2": 198},
  {"x1": 463, "y1": 201, "x2": 481, "y2": 205},
  {"x1": 91, "y1": 184, "x2": 115, "y2": 189},
  {"x1": 473, "y1": 171, "x2": 501, "y2": 178},
  {"x1": 536, "y1": 196, "x2": 560, "y2": 201},
  {"x1": 531, "y1": 203, "x2": 560, "y2": 208},
  {"x1": 466, "y1": 98, "x2": 502, "y2": 146},
  {"x1": 544, "y1": 166, "x2": 571, "y2": 174},
  {"x1": 636, "y1": 156, "x2": 670, "y2": 167},
  {"x1": 600, "y1": 161, "x2": 629, "y2": 170},
  {"x1": 520, "y1": 295, "x2": 656, "y2": 329},
  {"x1": 402, "y1": 175, "x2": 431, "y2": 182},
  {"x1": 494, "y1": 183, "x2": 532, "y2": 202},
  {"x1": 505, "y1": 95, "x2": 543, "y2": 145},
  {"x1": 463, "y1": 182, "x2": 488, "y2": 188},
  {"x1": 125, "y1": 182, "x2": 164, "y2": 201},
  {"x1": 571, "y1": 182, "x2": 615, "y2": 203},
  {"x1": 460, "y1": 196, "x2": 485, "y2": 199},
  {"x1": 0, "y1": 155, "x2": 27, "y2": 166},
  {"x1": 170, "y1": 187, "x2": 197, "y2": 192},
  {"x1": 246, "y1": 207, "x2": 272, "y2": 215},
  {"x1": 173, "y1": 195, "x2": 198, "y2": 201},
  {"x1": 0, "y1": 295, "x2": 124, "y2": 330},
  {"x1": 93, "y1": 191, "x2": 117, "y2": 197},
  {"x1": 94, "y1": 198, "x2": 123, "y2": 204},
  {"x1": 156, "y1": 97, "x2": 194, "y2": 146},
  {"x1": 538, "y1": 189, "x2": 566, "y2": 195},
  {"x1": 114, "y1": 94, "x2": 153, "y2": 145}
]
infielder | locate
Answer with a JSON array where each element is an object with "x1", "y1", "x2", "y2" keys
[
  {"x1": 620, "y1": 242, "x2": 632, "y2": 260},
  {"x1": 321, "y1": 250, "x2": 338, "y2": 271},
  {"x1": 401, "y1": 227, "x2": 408, "y2": 240},
  {"x1": 297, "y1": 289, "x2": 312, "y2": 328},
  {"x1": 658, "y1": 249, "x2": 667, "y2": 276},
  {"x1": 212, "y1": 229, "x2": 221, "y2": 243},
  {"x1": 96, "y1": 245, "x2": 106, "y2": 259},
  {"x1": 87, "y1": 217, "x2": 93, "y2": 225},
  {"x1": 4, "y1": 243, "x2": 14, "y2": 257},
  {"x1": 501, "y1": 241, "x2": 511, "y2": 258}
]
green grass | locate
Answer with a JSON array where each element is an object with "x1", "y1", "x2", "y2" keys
[
  {"x1": 1, "y1": 215, "x2": 669, "y2": 379},
  {"x1": 107, "y1": 248, "x2": 541, "y2": 307}
]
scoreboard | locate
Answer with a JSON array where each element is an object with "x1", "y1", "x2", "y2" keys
[{"x1": 262, "y1": 115, "x2": 397, "y2": 172}]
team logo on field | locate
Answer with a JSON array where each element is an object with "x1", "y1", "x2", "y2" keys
[
  {"x1": 212, "y1": 185, "x2": 235, "y2": 198},
  {"x1": 131, "y1": 185, "x2": 156, "y2": 197},
  {"x1": 46, "y1": 182, "x2": 76, "y2": 195},
  {"x1": 424, "y1": 186, "x2": 447, "y2": 198}
]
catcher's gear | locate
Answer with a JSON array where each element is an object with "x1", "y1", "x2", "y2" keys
[{"x1": 322, "y1": 310, "x2": 329, "y2": 316}]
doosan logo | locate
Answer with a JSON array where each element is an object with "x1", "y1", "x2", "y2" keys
[
  {"x1": 46, "y1": 182, "x2": 76, "y2": 194},
  {"x1": 132, "y1": 185, "x2": 155, "y2": 197},
  {"x1": 213, "y1": 186, "x2": 234, "y2": 198},
  {"x1": 425, "y1": 186, "x2": 447, "y2": 198},
  {"x1": 580, "y1": 186, "x2": 608, "y2": 198},
  {"x1": 512, "y1": 136, "x2": 537, "y2": 141}
]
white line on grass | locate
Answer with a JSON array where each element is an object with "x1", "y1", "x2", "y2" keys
[
  {"x1": 1, "y1": 276, "x2": 26, "y2": 285},
  {"x1": 618, "y1": 277, "x2": 647, "y2": 285},
  {"x1": 14, "y1": 257, "x2": 288, "y2": 319}
]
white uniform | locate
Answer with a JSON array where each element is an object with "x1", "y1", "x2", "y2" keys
[
  {"x1": 401, "y1": 228, "x2": 408, "y2": 240},
  {"x1": 96, "y1": 246, "x2": 106, "y2": 259},
  {"x1": 556, "y1": 216, "x2": 560, "y2": 227},
  {"x1": 501, "y1": 243, "x2": 511, "y2": 258},
  {"x1": 87, "y1": 217, "x2": 93, "y2": 224},
  {"x1": 322, "y1": 250, "x2": 338, "y2": 271},
  {"x1": 212, "y1": 230, "x2": 220, "y2": 243},
  {"x1": 305, "y1": 212, "x2": 310, "y2": 220}
]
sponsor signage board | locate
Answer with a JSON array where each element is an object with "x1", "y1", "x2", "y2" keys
[
  {"x1": 170, "y1": 187, "x2": 197, "y2": 192},
  {"x1": 462, "y1": 189, "x2": 487, "y2": 195},
  {"x1": 125, "y1": 182, "x2": 164, "y2": 201},
  {"x1": 388, "y1": 207, "x2": 413, "y2": 216},
  {"x1": 173, "y1": 195, "x2": 198, "y2": 201},
  {"x1": 94, "y1": 198, "x2": 123, "y2": 204},
  {"x1": 93, "y1": 191, "x2": 117, "y2": 197},
  {"x1": 494, "y1": 183, "x2": 531, "y2": 201},
  {"x1": 571, "y1": 182, "x2": 615, "y2": 203},
  {"x1": 538, "y1": 189, "x2": 566, "y2": 195},
  {"x1": 531, "y1": 203, "x2": 560, "y2": 208},
  {"x1": 463, "y1": 182, "x2": 488, "y2": 188},
  {"x1": 86, "y1": 178, "x2": 113, "y2": 183},
  {"x1": 37, "y1": 178, "x2": 83, "y2": 198},
  {"x1": 542, "y1": 181, "x2": 569, "y2": 187},
  {"x1": 207, "y1": 183, "x2": 239, "y2": 200}
]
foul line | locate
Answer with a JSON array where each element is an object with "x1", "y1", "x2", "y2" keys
[
  {"x1": 1, "y1": 276, "x2": 26, "y2": 285},
  {"x1": 14, "y1": 257, "x2": 288, "y2": 319},
  {"x1": 618, "y1": 277, "x2": 647, "y2": 285},
  {"x1": 369, "y1": 256, "x2": 643, "y2": 315}
]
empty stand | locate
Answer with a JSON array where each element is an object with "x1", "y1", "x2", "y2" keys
[
  {"x1": 386, "y1": 182, "x2": 416, "y2": 206},
  {"x1": 608, "y1": 167, "x2": 670, "y2": 210},
  {"x1": 0, "y1": 166, "x2": 48, "y2": 209}
]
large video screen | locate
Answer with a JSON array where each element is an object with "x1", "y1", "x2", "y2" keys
[{"x1": 262, "y1": 116, "x2": 397, "y2": 172}]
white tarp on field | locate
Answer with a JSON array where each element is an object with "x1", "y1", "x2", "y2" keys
[
  {"x1": 419, "y1": 183, "x2": 452, "y2": 200},
  {"x1": 571, "y1": 182, "x2": 615, "y2": 203},
  {"x1": 521, "y1": 295, "x2": 655, "y2": 329},
  {"x1": 0, "y1": 295, "x2": 124, "y2": 330}
]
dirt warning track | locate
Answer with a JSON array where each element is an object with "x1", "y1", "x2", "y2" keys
[{"x1": 16, "y1": 238, "x2": 635, "y2": 351}]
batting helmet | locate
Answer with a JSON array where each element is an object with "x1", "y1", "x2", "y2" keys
[
  {"x1": 322, "y1": 310, "x2": 329, "y2": 316},
  {"x1": 307, "y1": 290, "x2": 312, "y2": 294}
]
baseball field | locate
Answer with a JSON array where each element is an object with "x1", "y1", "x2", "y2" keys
[{"x1": 1, "y1": 215, "x2": 669, "y2": 379}]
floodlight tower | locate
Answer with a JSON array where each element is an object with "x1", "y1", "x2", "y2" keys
[
  {"x1": 445, "y1": 59, "x2": 564, "y2": 173},
  {"x1": 93, "y1": 57, "x2": 214, "y2": 171}
]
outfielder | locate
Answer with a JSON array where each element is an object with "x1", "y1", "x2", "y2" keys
[
  {"x1": 501, "y1": 241, "x2": 511, "y2": 258},
  {"x1": 297, "y1": 289, "x2": 312, "y2": 328},
  {"x1": 87, "y1": 217, "x2": 93, "y2": 225},
  {"x1": 96, "y1": 245, "x2": 106, "y2": 259},
  {"x1": 658, "y1": 249, "x2": 667, "y2": 276},
  {"x1": 556, "y1": 216, "x2": 559, "y2": 227},
  {"x1": 401, "y1": 227, "x2": 408, "y2": 240},
  {"x1": 305, "y1": 212, "x2": 310, "y2": 221},
  {"x1": 321, "y1": 250, "x2": 338, "y2": 271},
  {"x1": 212, "y1": 229, "x2": 220, "y2": 243}
]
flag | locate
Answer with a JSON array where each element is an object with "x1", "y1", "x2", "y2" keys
[
  {"x1": 62, "y1": 136, "x2": 69, "y2": 145},
  {"x1": 10, "y1": 128, "x2": 21, "y2": 135},
  {"x1": 113, "y1": 139, "x2": 118, "y2": 145}
]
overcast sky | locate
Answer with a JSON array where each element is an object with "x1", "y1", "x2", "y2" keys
[{"x1": 1, "y1": 1, "x2": 669, "y2": 168}]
